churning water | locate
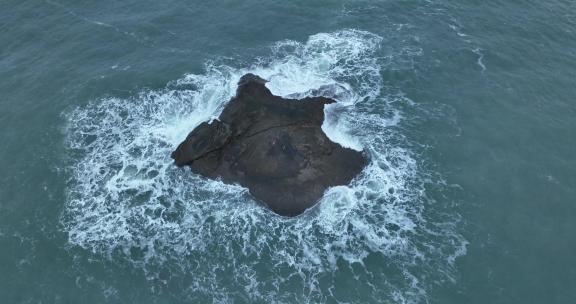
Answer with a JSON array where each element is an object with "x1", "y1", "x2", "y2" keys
[{"x1": 63, "y1": 30, "x2": 465, "y2": 303}]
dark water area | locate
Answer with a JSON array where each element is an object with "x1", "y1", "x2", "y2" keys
[{"x1": 1, "y1": 0, "x2": 575, "y2": 303}]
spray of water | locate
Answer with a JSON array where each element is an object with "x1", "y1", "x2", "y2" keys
[{"x1": 63, "y1": 30, "x2": 465, "y2": 303}]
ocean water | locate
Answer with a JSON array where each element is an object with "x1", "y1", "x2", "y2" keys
[{"x1": 1, "y1": 1, "x2": 575, "y2": 303}]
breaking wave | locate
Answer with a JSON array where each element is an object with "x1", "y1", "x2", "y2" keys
[{"x1": 63, "y1": 30, "x2": 466, "y2": 303}]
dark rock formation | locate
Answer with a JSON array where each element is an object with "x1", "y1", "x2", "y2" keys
[{"x1": 171, "y1": 74, "x2": 367, "y2": 216}]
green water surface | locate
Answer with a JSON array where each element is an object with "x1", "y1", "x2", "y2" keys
[{"x1": 1, "y1": 0, "x2": 575, "y2": 303}]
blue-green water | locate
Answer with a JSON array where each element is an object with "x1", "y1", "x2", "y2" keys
[{"x1": 1, "y1": 1, "x2": 575, "y2": 303}]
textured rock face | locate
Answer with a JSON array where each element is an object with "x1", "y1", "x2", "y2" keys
[{"x1": 171, "y1": 74, "x2": 367, "y2": 216}]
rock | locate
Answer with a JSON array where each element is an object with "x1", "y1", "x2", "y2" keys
[{"x1": 171, "y1": 74, "x2": 367, "y2": 216}]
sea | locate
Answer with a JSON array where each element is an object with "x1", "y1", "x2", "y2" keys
[{"x1": 1, "y1": 0, "x2": 575, "y2": 303}]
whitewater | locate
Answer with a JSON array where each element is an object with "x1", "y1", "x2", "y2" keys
[{"x1": 63, "y1": 30, "x2": 466, "y2": 303}]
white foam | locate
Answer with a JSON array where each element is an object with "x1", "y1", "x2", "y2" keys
[
  {"x1": 63, "y1": 29, "x2": 466, "y2": 303},
  {"x1": 473, "y1": 47, "x2": 487, "y2": 72}
]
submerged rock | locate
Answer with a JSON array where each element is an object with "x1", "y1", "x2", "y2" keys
[{"x1": 171, "y1": 74, "x2": 367, "y2": 216}]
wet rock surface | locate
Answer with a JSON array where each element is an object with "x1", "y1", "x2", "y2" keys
[{"x1": 171, "y1": 74, "x2": 367, "y2": 216}]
